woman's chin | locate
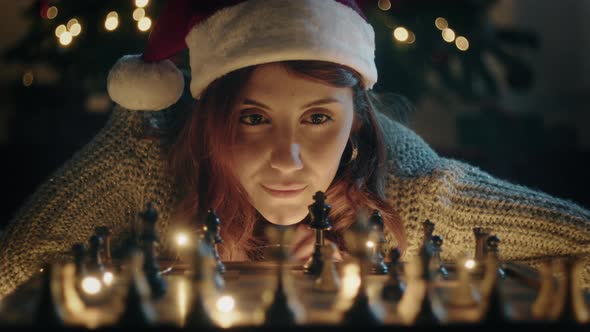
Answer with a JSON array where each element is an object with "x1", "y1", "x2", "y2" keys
[{"x1": 259, "y1": 209, "x2": 308, "y2": 226}]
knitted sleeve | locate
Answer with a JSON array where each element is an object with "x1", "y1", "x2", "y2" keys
[{"x1": 0, "y1": 107, "x2": 150, "y2": 297}]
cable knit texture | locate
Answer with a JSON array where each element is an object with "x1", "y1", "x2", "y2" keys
[{"x1": 1, "y1": 106, "x2": 589, "y2": 297}]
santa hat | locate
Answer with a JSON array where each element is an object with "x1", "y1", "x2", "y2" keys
[{"x1": 107, "y1": 0, "x2": 377, "y2": 111}]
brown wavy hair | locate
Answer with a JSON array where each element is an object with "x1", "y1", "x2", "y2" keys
[{"x1": 168, "y1": 60, "x2": 406, "y2": 260}]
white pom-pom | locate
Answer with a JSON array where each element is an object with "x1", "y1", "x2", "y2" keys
[{"x1": 107, "y1": 54, "x2": 184, "y2": 111}]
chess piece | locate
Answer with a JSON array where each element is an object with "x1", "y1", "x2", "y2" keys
[
  {"x1": 550, "y1": 256, "x2": 590, "y2": 324},
  {"x1": 94, "y1": 226, "x2": 113, "y2": 266},
  {"x1": 421, "y1": 220, "x2": 435, "y2": 251},
  {"x1": 430, "y1": 235, "x2": 448, "y2": 279},
  {"x1": 34, "y1": 264, "x2": 65, "y2": 326},
  {"x1": 87, "y1": 235, "x2": 104, "y2": 275},
  {"x1": 381, "y1": 248, "x2": 405, "y2": 302},
  {"x1": 264, "y1": 225, "x2": 299, "y2": 326},
  {"x1": 342, "y1": 211, "x2": 383, "y2": 325},
  {"x1": 72, "y1": 243, "x2": 87, "y2": 278},
  {"x1": 473, "y1": 227, "x2": 491, "y2": 261},
  {"x1": 313, "y1": 242, "x2": 341, "y2": 293},
  {"x1": 485, "y1": 235, "x2": 506, "y2": 279},
  {"x1": 368, "y1": 210, "x2": 388, "y2": 274},
  {"x1": 117, "y1": 250, "x2": 158, "y2": 326},
  {"x1": 139, "y1": 202, "x2": 167, "y2": 299},
  {"x1": 204, "y1": 209, "x2": 225, "y2": 274},
  {"x1": 185, "y1": 238, "x2": 215, "y2": 327},
  {"x1": 530, "y1": 260, "x2": 554, "y2": 320},
  {"x1": 410, "y1": 244, "x2": 439, "y2": 325},
  {"x1": 304, "y1": 191, "x2": 332, "y2": 276},
  {"x1": 448, "y1": 255, "x2": 478, "y2": 308}
]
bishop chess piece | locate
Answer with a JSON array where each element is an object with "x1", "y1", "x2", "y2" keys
[
  {"x1": 94, "y1": 226, "x2": 113, "y2": 267},
  {"x1": 264, "y1": 225, "x2": 300, "y2": 326},
  {"x1": 204, "y1": 209, "x2": 225, "y2": 274},
  {"x1": 185, "y1": 238, "x2": 216, "y2": 327},
  {"x1": 34, "y1": 264, "x2": 65, "y2": 326},
  {"x1": 313, "y1": 242, "x2": 341, "y2": 293},
  {"x1": 342, "y1": 211, "x2": 383, "y2": 325},
  {"x1": 139, "y1": 202, "x2": 167, "y2": 299},
  {"x1": 368, "y1": 210, "x2": 388, "y2": 274},
  {"x1": 430, "y1": 235, "x2": 448, "y2": 279},
  {"x1": 117, "y1": 250, "x2": 158, "y2": 326},
  {"x1": 381, "y1": 248, "x2": 405, "y2": 302},
  {"x1": 303, "y1": 191, "x2": 332, "y2": 276}
]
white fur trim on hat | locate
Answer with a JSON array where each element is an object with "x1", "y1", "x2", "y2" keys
[
  {"x1": 186, "y1": 0, "x2": 377, "y2": 99},
  {"x1": 107, "y1": 54, "x2": 184, "y2": 111}
]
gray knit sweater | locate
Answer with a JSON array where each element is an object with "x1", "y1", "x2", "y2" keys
[{"x1": 1, "y1": 106, "x2": 589, "y2": 297}]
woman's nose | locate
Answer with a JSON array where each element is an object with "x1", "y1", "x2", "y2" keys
[{"x1": 270, "y1": 140, "x2": 303, "y2": 172}]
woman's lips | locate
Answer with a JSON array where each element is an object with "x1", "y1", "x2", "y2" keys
[{"x1": 261, "y1": 184, "x2": 307, "y2": 198}]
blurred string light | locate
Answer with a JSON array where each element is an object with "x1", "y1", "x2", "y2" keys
[
  {"x1": 455, "y1": 36, "x2": 470, "y2": 51},
  {"x1": 377, "y1": 0, "x2": 391, "y2": 11},
  {"x1": 442, "y1": 28, "x2": 456, "y2": 43},
  {"x1": 435, "y1": 17, "x2": 448, "y2": 30},
  {"x1": 133, "y1": 8, "x2": 146, "y2": 21},
  {"x1": 393, "y1": 26, "x2": 415, "y2": 45},
  {"x1": 105, "y1": 11, "x2": 119, "y2": 31},
  {"x1": 135, "y1": 0, "x2": 150, "y2": 8},
  {"x1": 54, "y1": 18, "x2": 82, "y2": 46},
  {"x1": 68, "y1": 19, "x2": 82, "y2": 37},
  {"x1": 22, "y1": 71, "x2": 34, "y2": 87},
  {"x1": 138, "y1": 17, "x2": 152, "y2": 32},
  {"x1": 46, "y1": 6, "x2": 58, "y2": 19}
]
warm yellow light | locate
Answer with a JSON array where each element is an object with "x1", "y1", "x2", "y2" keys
[
  {"x1": 23, "y1": 72, "x2": 34, "y2": 87},
  {"x1": 55, "y1": 24, "x2": 66, "y2": 37},
  {"x1": 103, "y1": 271, "x2": 114, "y2": 285},
  {"x1": 407, "y1": 31, "x2": 416, "y2": 44},
  {"x1": 377, "y1": 0, "x2": 391, "y2": 11},
  {"x1": 341, "y1": 263, "x2": 361, "y2": 299},
  {"x1": 435, "y1": 17, "x2": 448, "y2": 30},
  {"x1": 455, "y1": 36, "x2": 469, "y2": 51},
  {"x1": 216, "y1": 295, "x2": 236, "y2": 313},
  {"x1": 59, "y1": 31, "x2": 73, "y2": 46},
  {"x1": 176, "y1": 232, "x2": 189, "y2": 247},
  {"x1": 135, "y1": 0, "x2": 150, "y2": 8},
  {"x1": 366, "y1": 240, "x2": 375, "y2": 248},
  {"x1": 465, "y1": 259, "x2": 476, "y2": 270},
  {"x1": 442, "y1": 28, "x2": 456, "y2": 42},
  {"x1": 81, "y1": 276, "x2": 102, "y2": 294},
  {"x1": 138, "y1": 17, "x2": 152, "y2": 32},
  {"x1": 69, "y1": 23, "x2": 82, "y2": 37},
  {"x1": 177, "y1": 278, "x2": 188, "y2": 323},
  {"x1": 133, "y1": 8, "x2": 145, "y2": 21},
  {"x1": 107, "y1": 11, "x2": 119, "y2": 19},
  {"x1": 105, "y1": 17, "x2": 119, "y2": 31},
  {"x1": 393, "y1": 27, "x2": 409, "y2": 42},
  {"x1": 47, "y1": 6, "x2": 58, "y2": 19},
  {"x1": 67, "y1": 18, "x2": 79, "y2": 31}
]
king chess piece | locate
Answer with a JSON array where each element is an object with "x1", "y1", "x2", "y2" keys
[
  {"x1": 368, "y1": 210, "x2": 388, "y2": 274},
  {"x1": 313, "y1": 242, "x2": 341, "y2": 293},
  {"x1": 139, "y1": 202, "x2": 167, "y2": 299},
  {"x1": 304, "y1": 191, "x2": 332, "y2": 276}
]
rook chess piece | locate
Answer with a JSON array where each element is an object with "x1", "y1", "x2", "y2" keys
[
  {"x1": 313, "y1": 242, "x2": 341, "y2": 293},
  {"x1": 304, "y1": 191, "x2": 333, "y2": 276},
  {"x1": 381, "y1": 248, "x2": 405, "y2": 302},
  {"x1": 368, "y1": 210, "x2": 388, "y2": 274},
  {"x1": 139, "y1": 202, "x2": 167, "y2": 299}
]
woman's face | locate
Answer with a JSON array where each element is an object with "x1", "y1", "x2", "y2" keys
[{"x1": 230, "y1": 63, "x2": 355, "y2": 225}]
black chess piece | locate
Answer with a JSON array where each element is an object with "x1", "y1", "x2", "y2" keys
[
  {"x1": 479, "y1": 242, "x2": 506, "y2": 324},
  {"x1": 117, "y1": 250, "x2": 158, "y2": 326},
  {"x1": 421, "y1": 220, "x2": 435, "y2": 250},
  {"x1": 304, "y1": 191, "x2": 332, "y2": 276},
  {"x1": 204, "y1": 209, "x2": 225, "y2": 274},
  {"x1": 430, "y1": 235, "x2": 448, "y2": 279},
  {"x1": 473, "y1": 227, "x2": 491, "y2": 261},
  {"x1": 94, "y1": 226, "x2": 113, "y2": 266},
  {"x1": 71, "y1": 243, "x2": 87, "y2": 278},
  {"x1": 485, "y1": 235, "x2": 506, "y2": 279},
  {"x1": 34, "y1": 264, "x2": 65, "y2": 326},
  {"x1": 381, "y1": 248, "x2": 405, "y2": 302},
  {"x1": 413, "y1": 244, "x2": 439, "y2": 325},
  {"x1": 139, "y1": 202, "x2": 167, "y2": 299},
  {"x1": 185, "y1": 238, "x2": 215, "y2": 327},
  {"x1": 368, "y1": 210, "x2": 388, "y2": 274},
  {"x1": 87, "y1": 235, "x2": 104, "y2": 275}
]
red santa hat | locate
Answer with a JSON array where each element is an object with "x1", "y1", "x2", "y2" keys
[{"x1": 107, "y1": 0, "x2": 377, "y2": 111}]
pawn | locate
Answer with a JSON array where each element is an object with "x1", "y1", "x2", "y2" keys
[
  {"x1": 204, "y1": 209, "x2": 226, "y2": 274},
  {"x1": 139, "y1": 202, "x2": 167, "y2": 299},
  {"x1": 34, "y1": 264, "x2": 65, "y2": 326},
  {"x1": 381, "y1": 248, "x2": 405, "y2": 302},
  {"x1": 313, "y1": 243, "x2": 341, "y2": 293},
  {"x1": 368, "y1": 210, "x2": 388, "y2": 275},
  {"x1": 430, "y1": 235, "x2": 448, "y2": 279},
  {"x1": 117, "y1": 250, "x2": 157, "y2": 326}
]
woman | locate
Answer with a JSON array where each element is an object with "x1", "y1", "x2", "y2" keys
[{"x1": 0, "y1": 0, "x2": 589, "y2": 297}]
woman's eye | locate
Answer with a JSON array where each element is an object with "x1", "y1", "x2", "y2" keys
[
  {"x1": 305, "y1": 113, "x2": 332, "y2": 125},
  {"x1": 239, "y1": 114, "x2": 269, "y2": 126}
]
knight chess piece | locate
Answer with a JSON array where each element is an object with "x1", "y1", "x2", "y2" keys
[
  {"x1": 94, "y1": 226, "x2": 113, "y2": 266},
  {"x1": 139, "y1": 202, "x2": 167, "y2": 299},
  {"x1": 313, "y1": 242, "x2": 341, "y2": 293},
  {"x1": 368, "y1": 210, "x2": 388, "y2": 274},
  {"x1": 117, "y1": 250, "x2": 158, "y2": 326},
  {"x1": 204, "y1": 209, "x2": 225, "y2": 274},
  {"x1": 304, "y1": 191, "x2": 332, "y2": 276},
  {"x1": 430, "y1": 235, "x2": 448, "y2": 279},
  {"x1": 381, "y1": 248, "x2": 405, "y2": 302}
]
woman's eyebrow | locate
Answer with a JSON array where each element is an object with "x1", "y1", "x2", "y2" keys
[{"x1": 241, "y1": 97, "x2": 341, "y2": 110}]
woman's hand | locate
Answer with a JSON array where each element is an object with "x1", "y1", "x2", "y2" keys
[{"x1": 288, "y1": 223, "x2": 342, "y2": 263}]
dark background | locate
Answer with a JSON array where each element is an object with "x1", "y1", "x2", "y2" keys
[{"x1": 1, "y1": 0, "x2": 589, "y2": 229}]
